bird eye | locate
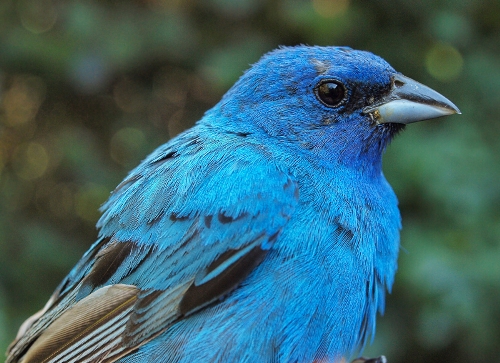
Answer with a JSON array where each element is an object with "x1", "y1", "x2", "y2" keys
[{"x1": 315, "y1": 80, "x2": 346, "y2": 107}]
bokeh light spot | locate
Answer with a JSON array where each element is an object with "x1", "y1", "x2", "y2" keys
[
  {"x1": 110, "y1": 127, "x2": 146, "y2": 166},
  {"x1": 312, "y1": 0, "x2": 349, "y2": 18},
  {"x1": 18, "y1": 0, "x2": 58, "y2": 34},
  {"x1": 70, "y1": 54, "x2": 110, "y2": 94},
  {"x1": 425, "y1": 43, "x2": 464, "y2": 82},
  {"x1": 13, "y1": 142, "x2": 49, "y2": 180},
  {"x1": 430, "y1": 12, "x2": 472, "y2": 45},
  {"x1": 2, "y1": 75, "x2": 46, "y2": 127}
]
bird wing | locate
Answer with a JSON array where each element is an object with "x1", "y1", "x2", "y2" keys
[{"x1": 7, "y1": 132, "x2": 299, "y2": 363}]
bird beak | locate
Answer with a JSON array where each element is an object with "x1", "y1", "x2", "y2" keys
[{"x1": 363, "y1": 74, "x2": 461, "y2": 124}]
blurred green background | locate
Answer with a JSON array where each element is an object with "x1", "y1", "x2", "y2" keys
[{"x1": 0, "y1": 0, "x2": 499, "y2": 362}]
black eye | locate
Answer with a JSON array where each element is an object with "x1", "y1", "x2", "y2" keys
[{"x1": 315, "y1": 80, "x2": 346, "y2": 107}]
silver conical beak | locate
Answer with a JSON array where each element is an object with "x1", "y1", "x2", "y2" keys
[{"x1": 363, "y1": 74, "x2": 461, "y2": 124}]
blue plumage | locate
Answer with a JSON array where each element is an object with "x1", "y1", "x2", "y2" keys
[{"x1": 7, "y1": 45, "x2": 459, "y2": 363}]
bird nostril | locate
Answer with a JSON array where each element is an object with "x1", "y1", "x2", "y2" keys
[{"x1": 394, "y1": 80, "x2": 405, "y2": 88}]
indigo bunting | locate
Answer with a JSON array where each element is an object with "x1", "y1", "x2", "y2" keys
[{"x1": 7, "y1": 46, "x2": 459, "y2": 363}]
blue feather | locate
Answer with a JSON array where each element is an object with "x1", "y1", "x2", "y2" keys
[{"x1": 7, "y1": 45, "x2": 459, "y2": 363}]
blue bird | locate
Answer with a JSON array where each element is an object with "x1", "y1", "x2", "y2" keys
[{"x1": 7, "y1": 46, "x2": 459, "y2": 363}]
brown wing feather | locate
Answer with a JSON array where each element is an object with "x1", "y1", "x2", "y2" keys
[
  {"x1": 13, "y1": 235, "x2": 274, "y2": 363},
  {"x1": 22, "y1": 284, "x2": 138, "y2": 363}
]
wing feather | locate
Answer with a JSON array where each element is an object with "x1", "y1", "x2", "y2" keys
[
  {"x1": 22, "y1": 284, "x2": 138, "y2": 363},
  {"x1": 7, "y1": 132, "x2": 299, "y2": 363}
]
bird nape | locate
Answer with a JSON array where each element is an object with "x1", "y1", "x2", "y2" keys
[{"x1": 7, "y1": 45, "x2": 459, "y2": 363}]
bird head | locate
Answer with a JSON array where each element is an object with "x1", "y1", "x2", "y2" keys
[{"x1": 210, "y1": 46, "x2": 460, "y2": 174}]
